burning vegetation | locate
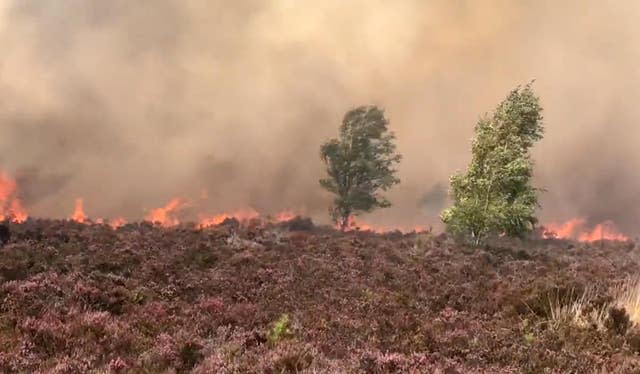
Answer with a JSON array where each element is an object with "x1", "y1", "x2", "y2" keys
[
  {"x1": 1, "y1": 2, "x2": 639, "y2": 372},
  {"x1": 543, "y1": 219, "x2": 629, "y2": 242},
  {"x1": 5, "y1": 84, "x2": 627, "y2": 243},
  {"x1": 0, "y1": 173, "x2": 27, "y2": 223},
  {"x1": 0, "y1": 85, "x2": 636, "y2": 372},
  {"x1": 0, "y1": 167, "x2": 630, "y2": 243}
]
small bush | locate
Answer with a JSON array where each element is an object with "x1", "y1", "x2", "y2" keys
[
  {"x1": 178, "y1": 341, "x2": 204, "y2": 372},
  {"x1": 263, "y1": 343, "x2": 315, "y2": 373},
  {"x1": 605, "y1": 307, "x2": 631, "y2": 335},
  {"x1": 268, "y1": 314, "x2": 292, "y2": 346}
]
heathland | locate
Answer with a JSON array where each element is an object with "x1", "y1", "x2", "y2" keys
[{"x1": 1, "y1": 218, "x2": 639, "y2": 373}]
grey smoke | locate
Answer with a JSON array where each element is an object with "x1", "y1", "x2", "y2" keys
[{"x1": 0, "y1": 1, "x2": 638, "y2": 232}]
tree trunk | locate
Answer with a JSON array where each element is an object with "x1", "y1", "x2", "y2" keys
[{"x1": 340, "y1": 213, "x2": 351, "y2": 232}]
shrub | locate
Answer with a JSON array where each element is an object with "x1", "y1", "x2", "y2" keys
[
  {"x1": 268, "y1": 314, "x2": 292, "y2": 346},
  {"x1": 178, "y1": 341, "x2": 204, "y2": 372},
  {"x1": 605, "y1": 307, "x2": 631, "y2": 335}
]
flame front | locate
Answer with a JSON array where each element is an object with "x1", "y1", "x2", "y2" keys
[
  {"x1": 198, "y1": 209, "x2": 260, "y2": 228},
  {"x1": 198, "y1": 209, "x2": 305, "y2": 228},
  {"x1": 0, "y1": 173, "x2": 628, "y2": 241},
  {"x1": 544, "y1": 219, "x2": 628, "y2": 242},
  {"x1": 341, "y1": 216, "x2": 426, "y2": 234},
  {"x1": 274, "y1": 210, "x2": 297, "y2": 222},
  {"x1": 578, "y1": 222, "x2": 628, "y2": 242},
  {"x1": 71, "y1": 198, "x2": 87, "y2": 223},
  {"x1": 109, "y1": 217, "x2": 127, "y2": 229},
  {"x1": 543, "y1": 218, "x2": 585, "y2": 239},
  {"x1": 0, "y1": 172, "x2": 28, "y2": 222},
  {"x1": 145, "y1": 198, "x2": 188, "y2": 227}
]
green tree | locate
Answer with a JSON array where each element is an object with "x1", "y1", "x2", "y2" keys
[
  {"x1": 441, "y1": 83, "x2": 544, "y2": 245},
  {"x1": 320, "y1": 105, "x2": 401, "y2": 231}
]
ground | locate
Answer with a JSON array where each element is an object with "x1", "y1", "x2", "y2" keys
[{"x1": 1, "y1": 219, "x2": 640, "y2": 373}]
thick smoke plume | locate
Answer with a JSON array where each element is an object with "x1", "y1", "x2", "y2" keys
[{"x1": 0, "y1": 1, "x2": 639, "y2": 232}]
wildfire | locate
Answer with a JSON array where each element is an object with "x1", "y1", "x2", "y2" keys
[
  {"x1": 68, "y1": 198, "x2": 125, "y2": 228},
  {"x1": 198, "y1": 209, "x2": 260, "y2": 228},
  {"x1": 273, "y1": 210, "x2": 297, "y2": 222},
  {"x1": 109, "y1": 217, "x2": 127, "y2": 229},
  {"x1": 578, "y1": 222, "x2": 628, "y2": 242},
  {"x1": 543, "y1": 219, "x2": 628, "y2": 242},
  {"x1": 0, "y1": 173, "x2": 28, "y2": 222},
  {"x1": 543, "y1": 218, "x2": 584, "y2": 239},
  {"x1": 341, "y1": 216, "x2": 426, "y2": 234},
  {"x1": 71, "y1": 198, "x2": 87, "y2": 223},
  {"x1": 145, "y1": 198, "x2": 188, "y2": 227},
  {"x1": 0, "y1": 169, "x2": 627, "y2": 241},
  {"x1": 197, "y1": 209, "x2": 302, "y2": 228}
]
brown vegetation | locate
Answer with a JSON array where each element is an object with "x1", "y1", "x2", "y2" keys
[{"x1": 0, "y1": 220, "x2": 639, "y2": 372}]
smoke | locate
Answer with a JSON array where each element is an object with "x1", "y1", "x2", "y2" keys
[
  {"x1": 0, "y1": 0, "x2": 639, "y2": 231},
  {"x1": 419, "y1": 183, "x2": 448, "y2": 218}
]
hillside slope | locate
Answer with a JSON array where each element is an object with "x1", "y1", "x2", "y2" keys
[{"x1": 0, "y1": 220, "x2": 639, "y2": 373}]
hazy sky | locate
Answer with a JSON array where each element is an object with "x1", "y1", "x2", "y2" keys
[{"x1": 0, "y1": 1, "x2": 638, "y2": 232}]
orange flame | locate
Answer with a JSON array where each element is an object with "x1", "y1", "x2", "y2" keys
[
  {"x1": 145, "y1": 198, "x2": 188, "y2": 227},
  {"x1": 341, "y1": 216, "x2": 426, "y2": 234},
  {"x1": 578, "y1": 221, "x2": 628, "y2": 242},
  {"x1": 543, "y1": 218, "x2": 585, "y2": 239},
  {"x1": 71, "y1": 198, "x2": 87, "y2": 223},
  {"x1": 7, "y1": 199, "x2": 28, "y2": 223},
  {"x1": 544, "y1": 218, "x2": 628, "y2": 242},
  {"x1": 198, "y1": 208, "x2": 260, "y2": 228},
  {"x1": 0, "y1": 172, "x2": 28, "y2": 222},
  {"x1": 92, "y1": 216, "x2": 126, "y2": 228},
  {"x1": 197, "y1": 209, "x2": 310, "y2": 228},
  {"x1": 274, "y1": 210, "x2": 297, "y2": 223},
  {"x1": 109, "y1": 217, "x2": 127, "y2": 229}
]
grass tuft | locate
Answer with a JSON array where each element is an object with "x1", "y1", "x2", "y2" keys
[
  {"x1": 613, "y1": 277, "x2": 640, "y2": 326},
  {"x1": 547, "y1": 288, "x2": 608, "y2": 331}
]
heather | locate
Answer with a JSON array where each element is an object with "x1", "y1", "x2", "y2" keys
[{"x1": 1, "y1": 220, "x2": 640, "y2": 373}]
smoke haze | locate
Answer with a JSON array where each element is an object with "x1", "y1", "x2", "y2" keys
[{"x1": 0, "y1": 0, "x2": 639, "y2": 232}]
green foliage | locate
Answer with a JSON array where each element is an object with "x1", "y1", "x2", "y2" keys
[
  {"x1": 268, "y1": 314, "x2": 292, "y2": 346},
  {"x1": 441, "y1": 83, "x2": 544, "y2": 245},
  {"x1": 320, "y1": 105, "x2": 402, "y2": 230}
]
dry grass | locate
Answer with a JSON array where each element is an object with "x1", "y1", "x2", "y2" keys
[
  {"x1": 613, "y1": 277, "x2": 640, "y2": 326},
  {"x1": 547, "y1": 288, "x2": 608, "y2": 331}
]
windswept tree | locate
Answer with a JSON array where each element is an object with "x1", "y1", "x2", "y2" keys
[
  {"x1": 441, "y1": 83, "x2": 544, "y2": 245},
  {"x1": 320, "y1": 105, "x2": 401, "y2": 230}
]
